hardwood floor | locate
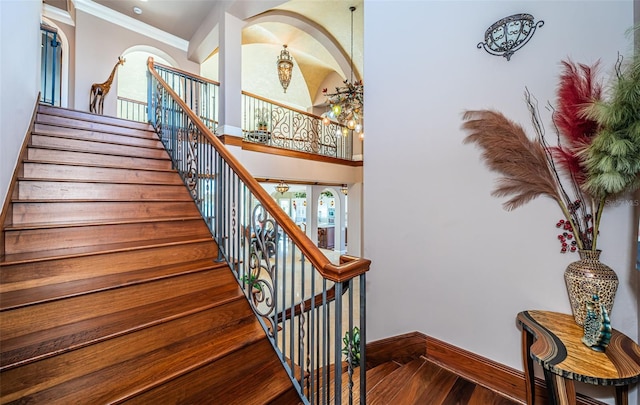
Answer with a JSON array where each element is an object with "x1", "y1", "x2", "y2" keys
[{"x1": 348, "y1": 357, "x2": 521, "y2": 405}]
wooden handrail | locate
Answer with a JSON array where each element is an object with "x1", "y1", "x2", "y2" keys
[
  {"x1": 242, "y1": 90, "x2": 341, "y2": 123},
  {"x1": 147, "y1": 57, "x2": 370, "y2": 282},
  {"x1": 154, "y1": 61, "x2": 220, "y2": 87}
]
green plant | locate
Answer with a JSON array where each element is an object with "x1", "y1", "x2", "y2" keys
[
  {"x1": 342, "y1": 327, "x2": 360, "y2": 368},
  {"x1": 241, "y1": 273, "x2": 262, "y2": 292}
]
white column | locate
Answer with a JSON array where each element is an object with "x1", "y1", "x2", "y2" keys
[
  {"x1": 218, "y1": 12, "x2": 243, "y2": 137},
  {"x1": 306, "y1": 185, "x2": 318, "y2": 245},
  {"x1": 336, "y1": 189, "x2": 346, "y2": 253},
  {"x1": 346, "y1": 182, "x2": 362, "y2": 257}
]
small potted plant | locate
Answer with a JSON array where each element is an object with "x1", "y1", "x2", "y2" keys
[{"x1": 255, "y1": 108, "x2": 269, "y2": 131}]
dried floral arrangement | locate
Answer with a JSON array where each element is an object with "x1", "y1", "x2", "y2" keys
[{"x1": 462, "y1": 52, "x2": 640, "y2": 253}]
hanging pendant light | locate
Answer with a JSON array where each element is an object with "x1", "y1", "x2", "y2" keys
[
  {"x1": 275, "y1": 180, "x2": 290, "y2": 194},
  {"x1": 277, "y1": 45, "x2": 294, "y2": 93},
  {"x1": 322, "y1": 6, "x2": 363, "y2": 135}
]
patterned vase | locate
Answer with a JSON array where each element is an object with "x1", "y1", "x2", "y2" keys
[{"x1": 564, "y1": 249, "x2": 618, "y2": 326}]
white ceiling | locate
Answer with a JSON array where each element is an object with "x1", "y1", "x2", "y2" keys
[
  {"x1": 81, "y1": 0, "x2": 363, "y2": 77},
  {"x1": 51, "y1": 0, "x2": 364, "y2": 108}
]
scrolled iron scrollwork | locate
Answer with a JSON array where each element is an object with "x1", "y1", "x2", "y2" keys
[
  {"x1": 246, "y1": 204, "x2": 278, "y2": 335},
  {"x1": 184, "y1": 120, "x2": 199, "y2": 198}
]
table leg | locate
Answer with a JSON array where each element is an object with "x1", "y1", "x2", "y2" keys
[
  {"x1": 544, "y1": 370, "x2": 576, "y2": 405},
  {"x1": 521, "y1": 328, "x2": 535, "y2": 404},
  {"x1": 615, "y1": 385, "x2": 628, "y2": 405}
]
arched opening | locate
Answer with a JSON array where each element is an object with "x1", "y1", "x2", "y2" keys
[
  {"x1": 41, "y1": 18, "x2": 69, "y2": 107},
  {"x1": 116, "y1": 47, "x2": 175, "y2": 121}
]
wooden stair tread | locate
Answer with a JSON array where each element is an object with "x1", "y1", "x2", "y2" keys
[
  {"x1": 4, "y1": 217, "x2": 211, "y2": 255},
  {"x1": 37, "y1": 104, "x2": 153, "y2": 131},
  {"x1": 9, "y1": 200, "x2": 202, "y2": 226},
  {"x1": 4, "y1": 215, "x2": 205, "y2": 231},
  {"x1": 16, "y1": 180, "x2": 193, "y2": 201},
  {"x1": 30, "y1": 134, "x2": 169, "y2": 159},
  {"x1": 125, "y1": 338, "x2": 297, "y2": 404},
  {"x1": 36, "y1": 113, "x2": 157, "y2": 139},
  {"x1": 0, "y1": 258, "x2": 225, "y2": 310},
  {"x1": 22, "y1": 158, "x2": 174, "y2": 172},
  {"x1": 26, "y1": 147, "x2": 172, "y2": 169},
  {"x1": 0, "y1": 235, "x2": 216, "y2": 266},
  {"x1": 1, "y1": 269, "x2": 244, "y2": 370},
  {"x1": 1, "y1": 307, "x2": 266, "y2": 403},
  {"x1": 21, "y1": 161, "x2": 181, "y2": 184},
  {"x1": 33, "y1": 124, "x2": 161, "y2": 146}
]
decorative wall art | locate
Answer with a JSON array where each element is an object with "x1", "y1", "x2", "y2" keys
[{"x1": 477, "y1": 13, "x2": 544, "y2": 61}]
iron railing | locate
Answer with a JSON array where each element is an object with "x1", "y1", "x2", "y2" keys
[
  {"x1": 242, "y1": 93, "x2": 353, "y2": 160},
  {"x1": 149, "y1": 61, "x2": 354, "y2": 161},
  {"x1": 150, "y1": 62, "x2": 219, "y2": 132},
  {"x1": 147, "y1": 57, "x2": 369, "y2": 404},
  {"x1": 40, "y1": 24, "x2": 61, "y2": 106},
  {"x1": 117, "y1": 96, "x2": 147, "y2": 122}
]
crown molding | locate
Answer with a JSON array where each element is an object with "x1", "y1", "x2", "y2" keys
[
  {"x1": 43, "y1": 3, "x2": 75, "y2": 27},
  {"x1": 74, "y1": 0, "x2": 188, "y2": 51}
]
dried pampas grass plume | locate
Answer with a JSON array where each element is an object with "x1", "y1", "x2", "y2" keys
[{"x1": 462, "y1": 110, "x2": 562, "y2": 210}]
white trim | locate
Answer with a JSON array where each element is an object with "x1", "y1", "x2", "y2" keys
[
  {"x1": 43, "y1": 3, "x2": 75, "y2": 27},
  {"x1": 74, "y1": 0, "x2": 188, "y2": 52}
]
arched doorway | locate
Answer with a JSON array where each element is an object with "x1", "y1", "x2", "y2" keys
[{"x1": 117, "y1": 47, "x2": 175, "y2": 121}]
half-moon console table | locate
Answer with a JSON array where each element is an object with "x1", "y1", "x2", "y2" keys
[{"x1": 517, "y1": 310, "x2": 640, "y2": 405}]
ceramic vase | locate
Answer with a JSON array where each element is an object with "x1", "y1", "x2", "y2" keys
[{"x1": 564, "y1": 249, "x2": 618, "y2": 326}]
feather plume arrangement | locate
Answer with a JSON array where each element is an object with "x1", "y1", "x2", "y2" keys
[
  {"x1": 583, "y1": 53, "x2": 640, "y2": 198},
  {"x1": 462, "y1": 52, "x2": 640, "y2": 253},
  {"x1": 462, "y1": 110, "x2": 562, "y2": 211},
  {"x1": 551, "y1": 60, "x2": 603, "y2": 189}
]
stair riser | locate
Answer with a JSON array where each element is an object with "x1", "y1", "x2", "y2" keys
[
  {"x1": 1, "y1": 301, "x2": 258, "y2": 403},
  {"x1": 36, "y1": 113, "x2": 155, "y2": 139},
  {"x1": 17, "y1": 180, "x2": 193, "y2": 201},
  {"x1": 1, "y1": 269, "x2": 239, "y2": 341},
  {"x1": 34, "y1": 123, "x2": 162, "y2": 148},
  {"x1": 31, "y1": 134, "x2": 168, "y2": 160},
  {"x1": 26, "y1": 148, "x2": 172, "y2": 171},
  {"x1": 11, "y1": 201, "x2": 200, "y2": 225},
  {"x1": 1, "y1": 241, "x2": 218, "y2": 293},
  {"x1": 37, "y1": 105, "x2": 152, "y2": 131},
  {"x1": 22, "y1": 162, "x2": 182, "y2": 185},
  {"x1": 4, "y1": 219, "x2": 211, "y2": 255}
]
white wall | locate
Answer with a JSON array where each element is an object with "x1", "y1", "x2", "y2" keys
[
  {"x1": 364, "y1": 1, "x2": 637, "y2": 404},
  {"x1": 0, "y1": 0, "x2": 41, "y2": 208},
  {"x1": 73, "y1": 10, "x2": 200, "y2": 114}
]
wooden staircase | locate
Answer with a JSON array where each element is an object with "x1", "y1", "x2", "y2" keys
[{"x1": 0, "y1": 104, "x2": 301, "y2": 404}]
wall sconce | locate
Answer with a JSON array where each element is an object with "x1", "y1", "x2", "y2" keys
[
  {"x1": 477, "y1": 14, "x2": 544, "y2": 61},
  {"x1": 276, "y1": 45, "x2": 294, "y2": 93},
  {"x1": 275, "y1": 180, "x2": 289, "y2": 194}
]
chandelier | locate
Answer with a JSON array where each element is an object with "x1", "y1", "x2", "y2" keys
[
  {"x1": 275, "y1": 180, "x2": 290, "y2": 194},
  {"x1": 322, "y1": 6, "x2": 363, "y2": 136},
  {"x1": 276, "y1": 45, "x2": 294, "y2": 93}
]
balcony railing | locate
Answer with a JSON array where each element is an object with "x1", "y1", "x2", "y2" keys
[
  {"x1": 148, "y1": 57, "x2": 369, "y2": 404},
  {"x1": 148, "y1": 61, "x2": 355, "y2": 161},
  {"x1": 242, "y1": 93, "x2": 353, "y2": 160},
  {"x1": 117, "y1": 96, "x2": 147, "y2": 122}
]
